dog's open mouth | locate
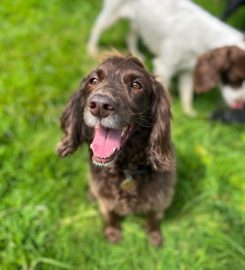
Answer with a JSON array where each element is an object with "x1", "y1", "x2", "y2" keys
[
  {"x1": 90, "y1": 124, "x2": 132, "y2": 166},
  {"x1": 230, "y1": 101, "x2": 244, "y2": 110}
]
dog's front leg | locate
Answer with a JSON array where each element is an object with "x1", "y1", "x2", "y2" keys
[
  {"x1": 87, "y1": 0, "x2": 126, "y2": 56},
  {"x1": 127, "y1": 22, "x2": 145, "y2": 61},
  {"x1": 146, "y1": 211, "x2": 163, "y2": 247},
  {"x1": 178, "y1": 71, "x2": 197, "y2": 117},
  {"x1": 99, "y1": 201, "x2": 122, "y2": 243}
]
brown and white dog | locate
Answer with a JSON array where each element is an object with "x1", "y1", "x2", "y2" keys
[
  {"x1": 194, "y1": 46, "x2": 245, "y2": 110},
  {"x1": 87, "y1": 0, "x2": 245, "y2": 116},
  {"x1": 57, "y1": 56, "x2": 176, "y2": 246}
]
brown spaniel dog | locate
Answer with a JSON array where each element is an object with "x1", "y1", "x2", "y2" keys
[{"x1": 57, "y1": 56, "x2": 176, "y2": 246}]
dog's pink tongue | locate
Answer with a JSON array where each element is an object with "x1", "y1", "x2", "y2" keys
[
  {"x1": 231, "y1": 101, "x2": 244, "y2": 110},
  {"x1": 90, "y1": 124, "x2": 121, "y2": 158}
]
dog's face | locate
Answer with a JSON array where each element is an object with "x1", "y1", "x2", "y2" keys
[
  {"x1": 194, "y1": 46, "x2": 245, "y2": 109},
  {"x1": 57, "y1": 56, "x2": 172, "y2": 170},
  {"x1": 221, "y1": 54, "x2": 245, "y2": 109},
  {"x1": 83, "y1": 56, "x2": 154, "y2": 165}
]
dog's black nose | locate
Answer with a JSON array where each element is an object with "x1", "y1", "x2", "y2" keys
[{"x1": 88, "y1": 94, "x2": 115, "y2": 118}]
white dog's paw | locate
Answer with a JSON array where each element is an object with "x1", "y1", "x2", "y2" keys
[{"x1": 184, "y1": 108, "x2": 198, "y2": 117}]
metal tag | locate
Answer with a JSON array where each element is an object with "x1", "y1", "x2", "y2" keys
[{"x1": 120, "y1": 175, "x2": 136, "y2": 191}]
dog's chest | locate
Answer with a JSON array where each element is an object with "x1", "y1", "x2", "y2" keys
[
  {"x1": 89, "y1": 140, "x2": 170, "y2": 215},
  {"x1": 89, "y1": 166, "x2": 167, "y2": 215}
]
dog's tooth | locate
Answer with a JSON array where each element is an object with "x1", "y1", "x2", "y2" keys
[
  {"x1": 92, "y1": 155, "x2": 116, "y2": 167},
  {"x1": 121, "y1": 126, "x2": 127, "y2": 137}
]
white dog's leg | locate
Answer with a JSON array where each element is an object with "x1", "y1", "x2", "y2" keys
[
  {"x1": 153, "y1": 57, "x2": 172, "y2": 91},
  {"x1": 87, "y1": 0, "x2": 127, "y2": 56},
  {"x1": 87, "y1": 14, "x2": 119, "y2": 56},
  {"x1": 127, "y1": 23, "x2": 145, "y2": 61},
  {"x1": 154, "y1": 57, "x2": 197, "y2": 116},
  {"x1": 178, "y1": 72, "x2": 197, "y2": 117}
]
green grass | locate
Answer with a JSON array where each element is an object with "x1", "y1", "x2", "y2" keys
[{"x1": 1, "y1": 0, "x2": 245, "y2": 269}]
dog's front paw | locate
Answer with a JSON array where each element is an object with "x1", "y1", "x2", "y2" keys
[
  {"x1": 105, "y1": 227, "x2": 122, "y2": 244},
  {"x1": 184, "y1": 108, "x2": 198, "y2": 117},
  {"x1": 148, "y1": 231, "x2": 163, "y2": 247}
]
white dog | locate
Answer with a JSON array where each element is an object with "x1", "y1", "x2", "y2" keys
[{"x1": 87, "y1": 0, "x2": 245, "y2": 116}]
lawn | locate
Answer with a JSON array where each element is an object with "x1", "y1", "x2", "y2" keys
[{"x1": 1, "y1": 0, "x2": 245, "y2": 269}]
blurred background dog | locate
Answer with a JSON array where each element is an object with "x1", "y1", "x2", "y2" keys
[
  {"x1": 194, "y1": 46, "x2": 245, "y2": 110},
  {"x1": 88, "y1": 0, "x2": 245, "y2": 117}
]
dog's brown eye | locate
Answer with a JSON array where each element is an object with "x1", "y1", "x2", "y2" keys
[
  {"x1": 131, "y1": 81, "x2": 142, "y2": 90},
  {"x1": 89, "y1": 78, "x2": 99, "y2": 85}
]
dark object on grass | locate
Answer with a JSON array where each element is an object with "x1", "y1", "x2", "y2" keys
[
  {"x1": 211, "y1": 107, "x2": 245, "y2": 123},
  {"x1": 57, "y1": 55, "x2": 176, "y2": 247},
  {"x1": 222, "y1": 0, "x2": 245, "y2": 21}
]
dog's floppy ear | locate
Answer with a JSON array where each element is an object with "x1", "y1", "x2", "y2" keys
[
  {"x1": 148, "y1": 78, "x2": 174, "y2": 172},
  {"x1": 57, "y1": 83, "x2": 87, "y2": 157},
  {"x1": 229, "y1": 46, "x2": 245, "y2": 78},
  {"x1": 193, "y1": 46, "x2": 233, "y2": 93}
]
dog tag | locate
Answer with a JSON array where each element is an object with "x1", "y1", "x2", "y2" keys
[{"x1": 120, "y1": 175, "x2": 136, "y2": 191}]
